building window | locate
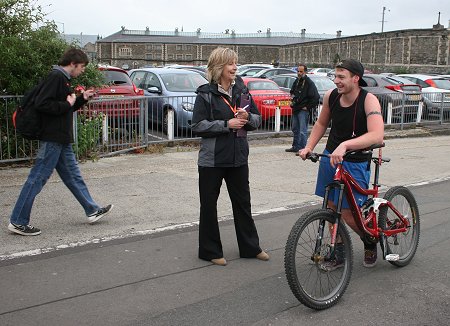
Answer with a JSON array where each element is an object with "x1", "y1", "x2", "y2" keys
[
  {"x1": 176, "y1": 44, "x2": 182, "y2": 51},
  {"x1": 176, "y1": 54, "x2": 183, "y2": 60},
  {"x1": 185, "y1": 54, "x2": 192, "y2": 60},
  {"x1": 155, "y1": 53, "x2": 162, "y2": 60},
  {"x1": 145, "y1": 45, "x2": 152, "y2": 51},
  {"x1": 184, "y1": 45, "x2": 192, "y2": 51},
  {"x1": 168, "y1": 54, "x2": 174, "y2": 60},
  {"x1": 153, "y1": 44, "x2": 162, "y2": 51},
  {"x1": 146, "y1": 53, "x2": 153, "y2": 60},
  {"x1": 119, "y1": 47, "x2": 132, "y2": 57}
]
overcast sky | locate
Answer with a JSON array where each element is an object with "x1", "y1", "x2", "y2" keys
[{"x1": 38, "y1": 0, "x2": 447, "y2": 37}]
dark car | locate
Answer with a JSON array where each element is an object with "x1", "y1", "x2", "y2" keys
[
  {"x1": 361, "y1": 74, "x2": 422, "y2": 123},
  {"x1": 128, "y1": 68, "x2": 207, "y2": 133},
  {"x1": 252, "y1": 68, "x2": 297, "y2": 79}
]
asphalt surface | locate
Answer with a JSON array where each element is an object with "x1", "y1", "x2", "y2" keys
[{"x1": 0, "y1": 126, "x2": 449, "y2": 325}]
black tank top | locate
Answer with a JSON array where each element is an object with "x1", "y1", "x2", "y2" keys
[{"x1": 326, "y1": 88, "x2": 370, "y2": 162}]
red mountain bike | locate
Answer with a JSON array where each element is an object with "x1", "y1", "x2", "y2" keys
[{"x1": 284, "y1": 143, "x2": 420, "y2": 310}]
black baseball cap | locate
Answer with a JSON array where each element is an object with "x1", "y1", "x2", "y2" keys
[{"x1": 335, "y1": 59, "x2": 368, "y2": 87}]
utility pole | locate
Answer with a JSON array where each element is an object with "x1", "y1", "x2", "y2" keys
[{"x1": 381, "y1": 6, "x2": 389, "y2": 33}]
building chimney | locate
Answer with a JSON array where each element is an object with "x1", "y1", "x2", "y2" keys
[
  {"x1": 336, "y1": 30, "x2": 342, "y2": 38},
  {"x1": 301, "y1": 29, "x2": 306, "y2": 38}
]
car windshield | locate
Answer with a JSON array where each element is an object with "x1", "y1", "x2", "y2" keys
[
  {"x1": 385, "y1": 76, "x2": 414, "y2": 85},
  {"x1": 431, "y1": 79, "x2": 450, "y2": 89},
  {"x1": 101, "y1": 70, "x2": 132, "y2": 85},
  {"x1": 247, "y1": 81, "x2": 280, "y2": 91},
  {"x1": 160, "y1": 73, "x2": 207, "y2": 92},
  {"x1": 311, "y1": 77, "x2": 336, "y2": 91}
]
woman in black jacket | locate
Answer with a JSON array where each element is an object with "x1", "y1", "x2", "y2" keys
[{"x1": 192, "y1": 47, "x2": 269, "y2": 266}]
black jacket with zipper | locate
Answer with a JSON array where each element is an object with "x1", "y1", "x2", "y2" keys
[
  {"x1": 191, "y1": 76, "x2": 261, "y2": 167},
  {"x1": 290, "y1": 75, "x2": 320, "y2": 114},
  {"x1": 34, "y1": 68, "x2": 87, "y2": 144}
]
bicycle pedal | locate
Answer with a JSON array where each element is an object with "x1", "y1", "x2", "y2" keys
[{"x1": 385, "y1": 254, "x2": 400, "y2": 261}]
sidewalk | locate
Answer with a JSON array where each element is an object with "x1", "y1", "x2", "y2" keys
[{"x1": 0, "y1": 126, "x2": 449, "y2": 260}]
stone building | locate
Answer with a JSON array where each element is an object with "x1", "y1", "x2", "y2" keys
[{"x1": 96, "y1": 26, "x2": 450, "y2": 73}]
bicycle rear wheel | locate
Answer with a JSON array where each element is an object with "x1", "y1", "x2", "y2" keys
[
  {"x1": 284, "y1": 209, "x2": 353, "y2": 310},
  {"x1": 378, "y1": 186, "x2": 420, "y2": 267}
]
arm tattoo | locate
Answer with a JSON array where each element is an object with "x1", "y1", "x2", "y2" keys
[{"x1": 367, "y1": 111, "x2": 382, "y2": 117}]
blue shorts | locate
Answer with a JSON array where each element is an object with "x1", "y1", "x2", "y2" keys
[{"x1": 315, "y1": 150, "x2": 371, "y2": 209}]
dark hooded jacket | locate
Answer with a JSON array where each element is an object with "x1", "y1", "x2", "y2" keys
[
  {"x1": 34, "y1": 67, "x2": 87, "y2": 144},
  {"x1": 290, "y1": 74, "x2": 320, "y2": 114},
  {"x1": 192, "y1": 76, "x2": 261, "y2": 167}
]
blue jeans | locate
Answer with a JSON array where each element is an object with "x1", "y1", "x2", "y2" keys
[
  {"x1": 291, "y1": 110, "x2": 309, "y2": 151},
  {"x1": 10, "y1": 141, "x2": 100, "y2": 225}
]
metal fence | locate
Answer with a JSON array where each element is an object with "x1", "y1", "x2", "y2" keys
[{"x1": 1, "y1": 92, "x2": 449, "y2": 163}]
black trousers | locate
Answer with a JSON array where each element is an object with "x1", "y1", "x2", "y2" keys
[{"x1": 198, "y1": 165, "x2": 262, "y2": 260}]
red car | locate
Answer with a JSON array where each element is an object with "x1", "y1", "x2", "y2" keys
[
  {"x1": 242, "y1": 77, "x2": 292, "y2": 124},
  {"x1": 89, "y1": 65, "x2": 143, "y2": 119}
]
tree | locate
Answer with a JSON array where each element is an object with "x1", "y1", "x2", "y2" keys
[{"x1": 0, "y1": 0, "x2": 68, "y2": 94}]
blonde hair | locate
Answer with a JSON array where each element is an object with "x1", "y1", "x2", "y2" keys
[{"x1": 206, "y1": 47, "x2": 238, "y2": 84}]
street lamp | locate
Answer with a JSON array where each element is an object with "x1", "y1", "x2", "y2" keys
[{"x1": 381, "y1": 6, "x2": 390, "y2": 33}]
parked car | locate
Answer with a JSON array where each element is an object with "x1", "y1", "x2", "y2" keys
[
  {"x1": 397, "y1": 74, "x2": 450, "y2": 119},
  {"x1": 252, "y1": 68, "x2": 297, "y2": 79},
  {"x1": 237, "y1": 64, "x2": 273, "y2": 74},
  {"x1": 307, "y1": 67, "x2": 332, "y2": 76},
  {"x1": 238, "y1": 67, "x2": 266, "y2": 77},
  {"x1": 269, "y1": 73, "x2": 336, "y2": 103},
  {"x1": 362, "y1": 74, "x2": 423, "y2": 123},
  {"x1": 242, "y1": 77, "x2": 292, "y2": 126},
  {"x1": 269, "y1": 73, "x2": 336, "y2": 123},
  {"x1": 128, "y1": 68, "x2": 208, "y2": 133},
  {"x1": 87, "y1": 65, "x2": 144, "y2": 132}
]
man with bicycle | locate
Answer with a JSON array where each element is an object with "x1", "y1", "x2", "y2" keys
[{"x1": 299, "y1": 59, "x2": 384, "y2": 269}]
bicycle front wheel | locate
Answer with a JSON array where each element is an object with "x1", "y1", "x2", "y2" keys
[
  {"x1": 378, "y1": 186, "x2": 420, "y2": 267},
  {"x1": 284, "y1": 209, "x2": 353, "y2": 310}
]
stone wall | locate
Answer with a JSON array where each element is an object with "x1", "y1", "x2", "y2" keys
[
  {"x1": 280, "y1": 28, "x2": 450, "y2": 73},
  {"x1": 96, "y1": 28, "x2": 450, "y2": 73}
]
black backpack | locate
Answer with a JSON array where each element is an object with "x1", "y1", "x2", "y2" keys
[{"x1": 12, "y1": 82, "x2": 44, "y2": 140}]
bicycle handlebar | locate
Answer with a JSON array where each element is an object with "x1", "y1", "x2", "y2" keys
[{"x1": 306, "y1": 143, "x2": 385, "y2": 163}]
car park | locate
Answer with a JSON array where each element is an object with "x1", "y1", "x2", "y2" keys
[
  {"x1": 237, "y1": 64, "x2": 273, "y2": 74},
  {"x1": 361, "y1": 74, "x2": 423, "y2": 123},
  {"x1": 242, "y1": 77, "x2": 292, "y2": 127},
  {"x1": 397, "y1": 74, "x2": 450, "y2": 119},
  {"x1": 269, "y1": 73, "x2": 336, "y2": 103},
  {"x1": 307, "y1": 67, "x2": 332, "y2": 76},
  {"x1": 86, "y1": 65, "x2": 144, "y2": 133},
  {"x1": 128, "y1": 68, "x2": 208, "y2": 133},
  {"x1": 252, "y1": 68, "x2": 296, "y2": 79},
  {"x1": 238, "y1": 67, "x2": 266, "y2": 77},
  {"x1": 269, "y1": 73, "x2": 336, "y2": 123}
]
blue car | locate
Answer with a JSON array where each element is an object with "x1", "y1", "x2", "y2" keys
[{"x1": 128, "y1": 68, "x2": 207, "y2": 133}]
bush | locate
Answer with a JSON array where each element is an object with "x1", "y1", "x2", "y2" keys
[{"x1": 73, "y1": 110, "x2": 104, "y2": 161}]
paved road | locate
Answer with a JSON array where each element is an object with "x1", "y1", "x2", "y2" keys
[
  {"x1": 0, "y1": 180, "x2": 449, "y2": 325},
  {"x1": 0, "y1": 132, "x2": 449, "y2": 325}
]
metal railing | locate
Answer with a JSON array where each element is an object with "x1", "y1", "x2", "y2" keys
[{"x1": 1, "y1": 91, "x2": 449, "y2": 163}]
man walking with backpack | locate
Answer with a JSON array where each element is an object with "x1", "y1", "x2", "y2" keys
[{"x1": 8, "y1": 48, "x2": 113, "y2": 236}]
